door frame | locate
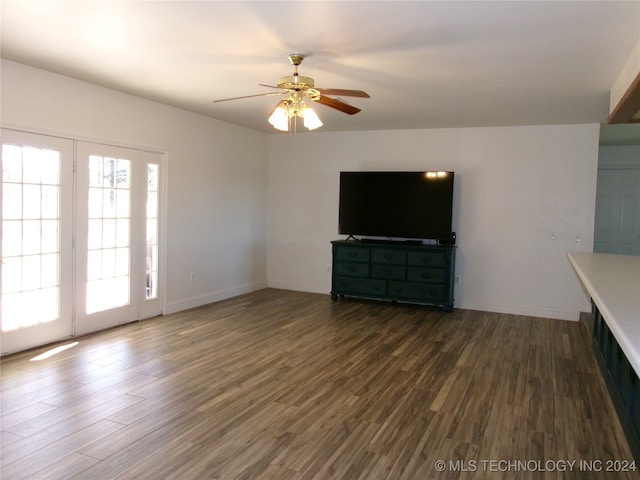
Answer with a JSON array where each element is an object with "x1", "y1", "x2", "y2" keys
[{"x1": 1, "y1": 127, "x2": 167, "y2": 354}]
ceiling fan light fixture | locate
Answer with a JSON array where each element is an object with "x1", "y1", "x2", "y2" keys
[
  {"x1": 267, "y1": 97, "x2": 323, "y2": 132},
  {"x1": 302, "y1": 104, "x2": 323, "y2": 130},
  {"x1": 268, "y1": 100, "x2": 290, "y2": 131}
]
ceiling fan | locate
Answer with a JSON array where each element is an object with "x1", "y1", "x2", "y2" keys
[{"x1": 213, "y1": 54, "x2": 370, "y2": 131}]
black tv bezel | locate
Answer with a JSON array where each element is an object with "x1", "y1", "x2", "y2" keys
[{"x1": 338, "y1": 171, "x2": 455, "y2": 242}]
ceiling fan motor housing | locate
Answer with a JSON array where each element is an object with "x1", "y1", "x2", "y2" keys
[{"x1": 278, "y1": 75, "x2": 314, "y2": 91}]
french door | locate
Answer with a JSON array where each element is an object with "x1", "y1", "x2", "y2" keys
[
  {"x1": 1, "y1": 130, "x2": 74, "y2": 353},
  {"x1": 75, "y1": 142, "x2": 142, "y2": 335},
  {"x1": 1, "y1": 130, "x2": 163, "y2": 354}
]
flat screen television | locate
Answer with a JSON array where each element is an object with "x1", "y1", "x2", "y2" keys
[{"x1": 338, "y1": 171, "x2": 454, "y2": 241}]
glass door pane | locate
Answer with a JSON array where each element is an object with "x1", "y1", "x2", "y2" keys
[
  {"x1": 2, "y1": 145, "x2": 60, "y2": 329},
  {"x1": 86, "y1": 155, "x2": 131, "y2": 314},
  {"x1": 146, "y1": 163, "x2": 159, "y2": 300},
  {"x1": 141, "y1": 150, "x2": 163, "y2": 320}
]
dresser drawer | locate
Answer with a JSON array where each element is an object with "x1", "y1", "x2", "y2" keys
[
  {"x1": 371, "y1": 264, "x2": 406, "y2": 280},
  {"x1": 334, "y1": 276, "x2": 386, "y2": 296},
  {"x1": 335, "y1": 246, "x2": 370, "y2": 263},
  {"x1": 388, "y1": 281, "x2": 443, "y2": 301},
  {"x1": 406, "y1": 267, "x2": 445, "y2": 283},
  {"x1": 371, "y1": 249, "x2": 407, "y2": 265},
  {"x1": 407, "y1": 251, "x2": 447, "y2": 267},
  {"x1": 335, "y1": 262, "x2": 370, "y2": 277}
]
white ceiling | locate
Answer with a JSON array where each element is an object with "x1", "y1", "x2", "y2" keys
[{"x1": 1, "y1": 1, "x2": 639, "y2": 134}]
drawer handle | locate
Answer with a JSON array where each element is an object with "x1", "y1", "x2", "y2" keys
[
  {"x1": 384, "y1": 254, "x2": 393, "y2": 260},
  {"x1": 348, "y1": 252, "x2": 357, "y2": 257},
  {"x1": 422, "y1": 273, "x2": 432, "y2": 279},
  {"x1": 348, "y1": 266, "x2": 356, "y2": 273},
  {"x1": 422, "y1": 257, "x2": 432, "y2": 263},
  {"x1": 385, "y1": 269, "x2": 392, "y2": 276}
]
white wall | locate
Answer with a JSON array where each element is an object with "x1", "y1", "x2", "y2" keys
[
  {"x1": 267, "y1": 125, "x2": 600, "y2": 320},
  {"x1": 1, "y1": 60, "x2": 269, "y2": 314},
  {"x1": 0, "y1": 59, "x2": 601, "y2": 323}
]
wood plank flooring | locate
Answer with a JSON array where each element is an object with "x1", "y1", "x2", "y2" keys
[{"x1": 1, "y1": 288, "x2": 638, "y2": 479}]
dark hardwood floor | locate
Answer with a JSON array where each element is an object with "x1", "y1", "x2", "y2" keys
[{"x1": 1, "y1": 288, "x2": 638, "y2": 479}]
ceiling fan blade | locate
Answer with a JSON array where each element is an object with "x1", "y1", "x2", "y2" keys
[
  {"x1": 315, "y1": 96, "x2": 361, "y2": 115},
  {"x1": 213, "y1": 92, "x2": 283, "y2": 103},
  {"x1": 316, "y1": 88, "x2": 370, "y2": 98},
  {"x1": 258, "y1": 83, "x2": 285, "y2": 90}
]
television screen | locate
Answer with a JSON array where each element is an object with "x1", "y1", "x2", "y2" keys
[{"x1": 338, "y1": 171, "x2": 454, "y2": 241}]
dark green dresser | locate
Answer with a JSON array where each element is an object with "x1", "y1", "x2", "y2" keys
[{"x1": 330, "y1": 240, "x2": 456, "y2": 311}]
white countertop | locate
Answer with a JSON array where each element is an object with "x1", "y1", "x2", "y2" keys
[{"x1": 567, "y1": 252, "x2": 640, "y2": 376}]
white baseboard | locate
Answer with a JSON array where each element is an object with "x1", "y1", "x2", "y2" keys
[
  {"x1": 268, "y1": 282, "x2": 583, "y2": 321},
  {"x1": 266, "y1": 280, "x2": 328, "y2": 295},
  {"x1": 453, "y1": 300, "x2": 580, "y2": 321},
  {"x1": 165, "y1": 280, "x2": 268, "y2": 314}
]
